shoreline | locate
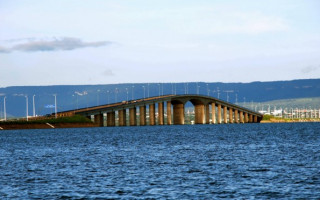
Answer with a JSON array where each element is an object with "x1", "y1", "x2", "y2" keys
[{"x1": 0, "y1": 122, "x2": 98, "y2": 130}]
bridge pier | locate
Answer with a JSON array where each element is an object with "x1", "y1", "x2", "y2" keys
[
  {"x1": 239, "y1": 111, "x2": 244, "y2": 123},
  {"x1": 223, "y1": 106, "x2": 228, "y2": 124},
  {"x1": 158, "y1": 102, "x2": 164, "y2": 125},
  {"x1": 129, "y1": 107, "x2": 137, "y2": 126},
  {"x1": 205, "y1": 104, "x2": 210, "y2": 124},
  {"x1": 244, "y1": 113, "x2": 249, "y2": 123},
  {"x1": 234, "y1": 109, "x2": 239, "y2": 123},
  {"x1": 107, "y1": 111, "x2": 115, "y2": 126},
  {"x1": 211, "y1": 102, "x2": 216, "y2": 124},
  {"x1": 173, "y1": 103, "x2": 184, "y2": 125},
  {"x1": 118, "y1": 109, "x2": 126, "y2": 126},
  {"x1": 195, "y1": 104, "x2": 205, "y2": 124},
  {"x1": 249, "y1": 114, "x2": 253, "y2": 123},
  {"x1": 140, "y1": 105, "x2": 146, "y2": 126},
  {"x1": 167, "y1": 101, "x2": 172, "y2": 125},
  {"x1": 149, "y1": 104, "x2": 155, "y2": 125},
  {"x1": 229, "y1": 108, "x2": 233, "y2": 123},
  {"x1": 254, "y1": 115, "x2": 258, "y2": 123},
  {"x1": 94, "y1": 114, "x2": 104, "y2": 127},
  {"x1": 217, "y1": 104, "x2": 222, "y2": 124}
]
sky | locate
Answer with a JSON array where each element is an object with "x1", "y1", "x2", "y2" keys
[{"x1": 0, "y1": 0, "x2": 320, "y2": 87}]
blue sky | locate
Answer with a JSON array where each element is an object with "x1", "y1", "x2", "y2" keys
[{"x1": 0, "y1": 0, "x2": 319, "y2": 86}]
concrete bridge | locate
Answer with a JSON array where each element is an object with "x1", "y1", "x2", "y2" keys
[{"x1": 57, "y1": 94, "x2": 263, "y2": 127}]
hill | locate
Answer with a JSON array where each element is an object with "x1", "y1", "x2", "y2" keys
[{"x1": 0, "y1": 79, "x2": 319, "y2": 118}]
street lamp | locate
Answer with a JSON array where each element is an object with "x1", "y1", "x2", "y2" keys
[
  {"x1": 206, "y1": 84, "x2": 209, "y2": 96},
  {"x1": 33, "y1": 95, "x2": 36, "y2": 117},
  {"x1": 142, "y1": 86, "x2": 145, "y2": 99},
  {"x1": 53, "y1": 94, "x2": 57, "y2": 119},
  {"x1": 132, "y1": 85, "x2": 135, "y2": 100},
  {"x1": 147, "y1": 83, "x2": 150, "y2": 98},
  {"x1": 25, "y1": 96, "x2": 28, "y2": 121},
  {"x1": 3, "y1": 96, "x2": 6, "y2": 121},
  {"x1": 115, "y1": 88, "x2": 118, "y2": 102},
  {"x1": 158, "y1": 83, "x2": 160, "y2": 96},
  {"x1": 97, "y1": 89, "x2": 100, "y2": 106},
  {"x1": 126, "y1": 88, "x2": 128, "y2": 101},
  {"x1": 107, "y1": 90, "x2": 110, "y2": 104}
]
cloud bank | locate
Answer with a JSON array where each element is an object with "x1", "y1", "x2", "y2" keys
[{"x1": 0, "y1": 37, "x2": 112, "y2": 53}]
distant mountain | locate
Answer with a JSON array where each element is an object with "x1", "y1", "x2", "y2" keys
[{"x1": 0, "y1": 79, "x2": 319, "y2": 118}]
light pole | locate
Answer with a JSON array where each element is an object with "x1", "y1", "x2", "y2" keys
[
  {"x1": 217, "y1": 87, "x2": 220, "y2": 99},
  {"x1": 142, "y1": 86, "x2": 145, "y2": 99},
  {"x1": 147, "y1": 83, "x2": 150, "y2": 98},
  {"x1": 3, "y1": 96, "x2": 6, "y2": 121},
  {"x1": 158, "y1": 83, "x2": 160, "y2": 96},
  {"x1": 235, "y1": 94, "x2": 238, "y2": 104},
  {"x1": 53, "y1": 94, "x2": 57, "y2": 119},
  {"x1": 25, "y1": 96, "x2": 28, "y2": 121},
  {"x1": 206, "y1": 84, "x2": 209, "y2": 96},
  {"x1": 107, "y1": 90, "x2": 110, "y2": 104},
  {"x1": 33, "y1": 95, "x2": 36, "y2": 117},
  {"x1": 126, "y1": 88, "x2": 128, "y2": 101},
  {"x1": 97, "y1": 90, "x2": 100, "y2": 106},
  {"x1": 132, "y1": 85, "x2": 134, "y2": 100},
  {"x1": 115, "y1": 88, "x2": 118, "y2": 102}
]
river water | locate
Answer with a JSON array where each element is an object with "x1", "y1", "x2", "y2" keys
[{"x1": 0, "y1": 123, "x2": 319, "y2": 199}]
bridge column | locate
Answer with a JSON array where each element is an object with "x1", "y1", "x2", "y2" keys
[
  {"x1": 229, "y1": 108, "x2": 233, "y2": 123},
  {"x1": 254, "y1": 115, "x2": 258, "y2": 123},
  {"x1": 118, "y1": 109, "x2": 126, "y2": 126},
  {"x1": 158, "y1": 102, "x2": 164, "y2": 125},
  {"x1": 217, "y1": 104, "x2": 222, "y2": 124},
  {"x1": 244, "y1": 112, "x2": 249, "y2": 123},
  {"x1": 223, "y1": 106, "x2": 228, "y2": 124},
  {"x1": 249, "y1": 114, "x2": 253, "y2": 123},
  {"x1": 195, "y1": 104, "x2": 205, "y2": 124},
  {"x1": 167, "y1": 101, "x2": 172, "y2": 125},
  {"x1": 107, "y1": 111, "x2": 115, "y2": 127},
  {"x1": 239, "y1": 111, "x2": 244, "y2": 123},
  {"x1": 140, "y1": 105, "x2": 146, "y2": 126},
  {"x1": 173, "y1": 103, "x2": 184, "y2": 125},
  {"x1": 234, "y1": 109, "x2": 239, "y2": 123},
  {"x1": 205, "y1": 104, "x2": 210, "y2": 124},
  {"x1": 94, "y1": 114, "x2": 104, "y2": 127},
  {"x1": 211, "y1": 102, "x2": 216, "y2": 124},
  {"x1": 129, "y1": 107, "x2": 137, "y2": 126},
  {"x1": 149, "y1": 104, "x2": 155, "y2": 125}
]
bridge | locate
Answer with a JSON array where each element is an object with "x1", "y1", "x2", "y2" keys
[{"x1": 56, "y1": 94, "x2": 263, "y2": 127}]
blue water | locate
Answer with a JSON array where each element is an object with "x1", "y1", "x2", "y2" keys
[{"x1": 0, "y1": 123, "x2": 319, "y2": 199}]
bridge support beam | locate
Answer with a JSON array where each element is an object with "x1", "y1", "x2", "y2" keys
[
  {"x1": 239, "y1": 111, "x2": 244, "y2": 123},
  {"x1": 129, "y1": 107, "x2": 137, "y2": 126},
  {"x1": 254, "y1": 115, "x2": 258, "y2": 123},
  {"x1": 94, "y1": 114, "x2": 104, "y2": 127},
  {"x1": 234, "y1": 109, "x2": 239, "y2": 123},
  {"x1": 158, "y1": 102, "x2": 164, "y2": 125},
  {"x1": 140, "y1": 105, "x2": 146, "y2": 126},
  {"x1": 223, "y1": 106, "x2": 228, "y2": 124},
  {"x1": 167, "y1": 101, "x2": 172, "y2": 125},
  {"x1": 107, "y1": 111, "x2": 115, "y2": 127},
  {"x1": 211, "y1": 102, "x2": 216, "y2": 124},
  {"x1": 217, "y1": 104, "x2": 222, "y2": 124},
  {"x1": 173, "y1": 103, "x2": 184, "y2": 125},
  {"x1": 205, "y1": 104, "x2": 210, "y2": 124},
  {"x1": 195, "y1": 104, "x2": 205, "y2": 124},
  {"x1": 229, "y1": 108, "x2": 233, "y2": 124},
  {"x1": 244, "y1": 113, "x2": 249, "y2": 123},
  {"x1": 118, "y1": 109, "x2": 126, "y2": 126},
  {"x1": 149, "y1": 104, "x2": 155, "y2": 125}
]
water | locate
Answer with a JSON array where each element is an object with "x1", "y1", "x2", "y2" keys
[{"x1": 0, "y1": 123, "x2": 319, "y2": 199}]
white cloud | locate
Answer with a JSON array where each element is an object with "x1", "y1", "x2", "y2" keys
[{"x1": 0, "y1": 37, "x2": 112, "y2": 53}]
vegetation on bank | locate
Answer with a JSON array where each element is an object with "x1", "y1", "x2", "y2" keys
[
  {"x1": 261, "y1": 114, "x2": 320, "y2": 122},
  {"x1": 0, "y1": 115, "x2": 92, "y2": 125}
]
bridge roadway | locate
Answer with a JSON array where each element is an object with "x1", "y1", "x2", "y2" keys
[{"x1": 57, "y1": 94, "x2": 263, "y2": 126}]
